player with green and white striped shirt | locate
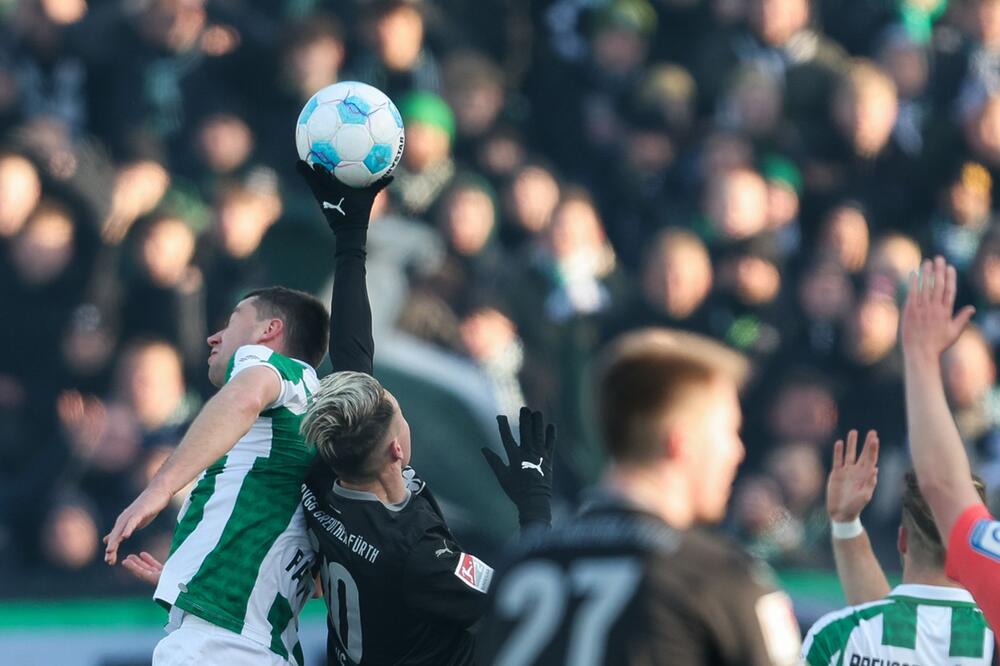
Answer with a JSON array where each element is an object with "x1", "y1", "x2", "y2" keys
[
  {"x1": 802, "y1": 429, "x2": 994, "y2": 665},
  {"x1": 104, "y1": 287, "x2": 330, "y2": 665},
  {"x1": 803, "y1": 585, "x2": 992, "y2": 665}
]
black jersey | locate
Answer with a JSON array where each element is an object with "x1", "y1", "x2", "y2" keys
[
  {"x1": 302, "y1": 467, "x2": 491, "y2": 666},
  {"x1": 478, "y1": 494, "x2": 801, "y2": 666}
]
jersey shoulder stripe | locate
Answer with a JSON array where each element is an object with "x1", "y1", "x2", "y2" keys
[
  {"x1": 802, "y1": 599, "x2": 890, "y2": 666},
  {"x1": 803, "y1": 592, "x2": 993, "y2": 666}
]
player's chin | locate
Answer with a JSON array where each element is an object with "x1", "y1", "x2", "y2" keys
[
  {"x1": 699, "y1": 490, "x2": 733, "y2": 524},
  {"x1": 206, "y1": 362, "x2": 225, "y2": 387}
]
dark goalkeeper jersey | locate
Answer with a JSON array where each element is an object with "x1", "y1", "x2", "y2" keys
[
  {"x1": 478, "y1": 494, "x2": 801, "y2": 666},
  {"x1": 302, "y1": 466, "x2": 490, "y2": 666}
]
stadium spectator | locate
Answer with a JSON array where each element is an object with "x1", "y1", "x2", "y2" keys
[
  {"x1": 942, "y1": 326, "x2": 1000, "y2": 445},
  {"x1": 120, "y1": 216, "x2": 205, "y2": 365},
  {"x1": 441, "y1": 50, "x2": 506, "y2": 158},
  {"x1": 709, "y1": 235, "x2": 787, "y2": 362},
  {"x1": 766, "y1": 441, "x2": 829, "y2": 563},
  {"x1": 112, "y1": 339, "x2": 195, "y2": 448},
  {"x1": 0, "y1": 152, "x2": 42, "y2": 238},
  {"x1": 929, "y1": 161, "x2": 993, "y2": 272},
  {"x1": 458, "y1": 302, "x2": 553, "y2": 420},
  {"x1": 508, "y1": 188, "x2": 625, "y2": 352},
  {"x1": 792, "y1": 259, "x2": 854, "y2": 363},
  {"x1": 392, "y1": 90, "x2": 455, "y2": 216},
  {"x1": 701, "y1": 165, "x2": 770, "y2": 243},
  {"x1": 764, "y1": 370, "x2": 840, "y2": 449},
  {"x1": 819, "y1": 201, "x2": 871, "y2": 274},
  {"x1": 837, "y1": 290, "x2": 908, "y2": 447},
  {"x1": 695, "y1": 0, "x2": 845, "y2": 121},
  {"x1": 761, "y1": 154, "x2": 803, "y2": 257},
  {"x1": 732, "y1": 475, "x2": 806, "y2": 562},
  {"x1": 499, "y1": 160, "x2": 560, "y2": 251},
  {"x1": 620, "y1": 227, "x2": 714, "y2": 335},
  {"x1": 867, "y1": 231, "x2": 923, "y2": 287},
  {"x1": 202, "y1": 171, "x2": 282, "y2": 331},
  {"x1": 351, "y1": 0, "x2": 441, "y2": 100},
  {"x1": 41, "y1": 495, "x2": 101, "y2": 572},
  {"x1": 971, "y1": 229, "x2": 1000, "y2": 343},
  {"x1": 191, "y1": 112, "x2": 255, "y2": 181}
]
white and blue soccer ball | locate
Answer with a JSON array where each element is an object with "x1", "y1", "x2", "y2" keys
[{"x1": 295, "y1": 81, "x2": 405, "y2": 188}]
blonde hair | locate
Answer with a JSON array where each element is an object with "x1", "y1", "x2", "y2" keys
[{"x1": 300, "y1": 371, "x2": 396, "y2": 481}]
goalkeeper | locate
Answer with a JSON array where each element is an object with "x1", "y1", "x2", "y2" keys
[{"x1": 296, "y1": 162, "x2": 557, "y2": 666}]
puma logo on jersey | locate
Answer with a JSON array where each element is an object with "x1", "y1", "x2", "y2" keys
[
  {"x1": 435, "y1": 540, "x2": 454, "y2": 558},
  {"x1": 521, "y1": 458, "x2": 544, "y2": 476},
  {"x1": 322, "y1": 197, "x2": 346, "y2": 216}
]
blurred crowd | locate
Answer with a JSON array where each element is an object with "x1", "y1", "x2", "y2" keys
[{"x1": 4, "y1": 0, "x2": 1000, "y2": 596}]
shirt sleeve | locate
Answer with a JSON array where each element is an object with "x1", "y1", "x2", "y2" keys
[
  {"x1": 328, "y1": 226, "x2": 374, "y2": 375},
  {"x1": 946, "y1": 502, "x2": 1000, "y2": 629},
  {"x1": 226, "y1": 344, "x2": 286, "y2": 408},
  {"x1": 402, "y1": 525, "x2": 491, "y2": 628}
]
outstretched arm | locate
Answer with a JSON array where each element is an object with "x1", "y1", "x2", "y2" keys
[
  {"x1": 482, "y1": 407, "x2": 557, "y2": 530},
  {"x1": 900, "y1": 257, "x2": 981, "y2": 539},
  {"x1": 104, "y1": 366, "x2": 280, "y2": 564},
  {"x1": 297, "y1": 162, "x2": 392, "y2": 375},
  {"x1": 827, "y1": 429, "x2": 891, "y2": 605}
]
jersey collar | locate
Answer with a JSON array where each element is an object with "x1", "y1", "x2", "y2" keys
[
  {"x1": 889, "y1": 583, "x2": 976, "y2": 603},
  {"x1": 332, "y1": 481, "x2": 412, "y2": 512}
]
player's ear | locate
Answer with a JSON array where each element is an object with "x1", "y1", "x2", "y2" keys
[
  {"x1": 257, "y1": 318, "x2": 285, "y2": 345},
  {"x1": 388, "y1": 438, "x2": 404, "y2": 464},
  {"x1": 663, "y1": 429, "x2": 684, "y2": 461},
  {"x1": 897, "y1": 524, "x2": 908, "y2": 556}
]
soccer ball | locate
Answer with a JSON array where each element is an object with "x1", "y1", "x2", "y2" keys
[{"x1": 296, "y1": 81, "x2": 405, "y2": 188}]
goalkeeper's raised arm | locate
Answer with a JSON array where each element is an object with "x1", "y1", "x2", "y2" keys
[{"x1": 297, "y1": 160, "x2": 391, "y2": 376}]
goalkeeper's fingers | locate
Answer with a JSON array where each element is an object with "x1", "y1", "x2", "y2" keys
[
  {"x1": 544, "y1": 423, "x2": 557, "y2": 461},
  {"x1": 481, "y1": 447, "x2": 509, "y2": 485},
  {"x1": 495, "y1": 414, "x2": 519, "y2": 461}
]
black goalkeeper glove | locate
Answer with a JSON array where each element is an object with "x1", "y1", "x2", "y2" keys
[
  {"x1": 296, "y1": 160, "x2": 393, "y2": 231},
  {"x1": 482, "y1": 407, "x2": 556, "y2": 529}
]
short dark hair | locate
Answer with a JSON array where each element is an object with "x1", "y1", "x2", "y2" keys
[
  {"x1": 596, "y1": 328, "x2": 748, "y2": 464},
  {"x1": 244, "y1": 287, "x2": 329, "y2": 368},
  {"x1": 901, "y1": 471, "x2": 987, "y2": 567}
]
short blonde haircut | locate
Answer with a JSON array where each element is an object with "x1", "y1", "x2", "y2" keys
[{"x1": 300, "y1": 371, "x2": 396, "y2": 481}]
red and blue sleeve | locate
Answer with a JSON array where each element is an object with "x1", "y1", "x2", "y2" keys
[{"x1": 946, "y1": 503, "x2": 1000, "y2": 628}]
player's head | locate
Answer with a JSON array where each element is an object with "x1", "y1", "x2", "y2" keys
[
  {"x1": 300, "y1": 371, "x2": 412, "y2": 482},
  {"x1": 597, "y1": 328, "x2": 748, "y2": 524},
  {"x1": 898, "y1": 471, "x2": 987, "y2": 569},
  {"x1": 206, "y1": 287, "x2": 329, "y2": 386}
]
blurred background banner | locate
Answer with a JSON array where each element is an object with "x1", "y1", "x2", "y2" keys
[
  {"x1": 2, "y1": 0, "x2": 1000, "y2": 658},
  {"x1": 0, "y1": 570, "x2": 859, "y2": 665}
]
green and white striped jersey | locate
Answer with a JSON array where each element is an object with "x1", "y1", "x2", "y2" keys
[
  {"x1": 802, "y1": 584, "x2": 995, "y2": 666},
  {"x1": 154, "y1": 345, "x2": 320, "y2": 665}
]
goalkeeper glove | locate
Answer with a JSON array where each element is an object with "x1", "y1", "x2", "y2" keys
[
  {"x1": 296, "y1": 160, "x2": 392, "y2": 231},
  {"x1": 482, "y1": 407, "x2": 556, "y2": 528}
]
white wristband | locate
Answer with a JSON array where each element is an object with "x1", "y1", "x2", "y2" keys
[{"x1": 831, "y1": 517, "x2": 864, "y2": 540}]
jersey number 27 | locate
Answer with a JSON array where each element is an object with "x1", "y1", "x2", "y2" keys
[{"x1": 493, "y1": 557, "x2": 641, "y2": 666}]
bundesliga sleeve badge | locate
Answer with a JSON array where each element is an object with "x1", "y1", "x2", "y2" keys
[{"x1": 454, "y1": 553, "x2": 494, "y2": 594}]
